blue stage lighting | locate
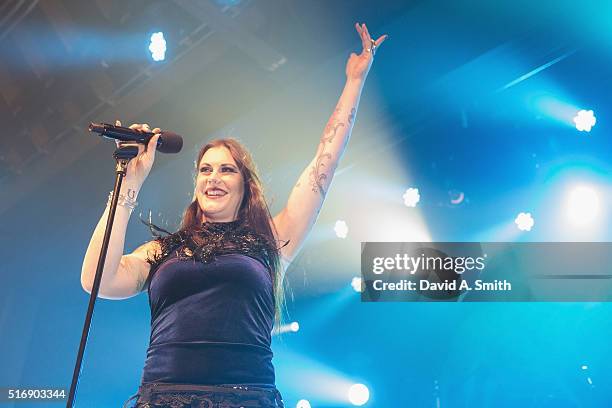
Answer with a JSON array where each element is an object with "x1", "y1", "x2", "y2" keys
[{"x1": 149, "y1": 32, "x2": 167, "y2": 61}]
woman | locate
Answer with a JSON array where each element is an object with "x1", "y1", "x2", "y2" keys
[{"x1": 81, "y1": 23, "x2": 386, "y2": 408}]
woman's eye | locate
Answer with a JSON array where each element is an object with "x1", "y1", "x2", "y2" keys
[{"x1": 199, "y1": 166, "x2": 235, "y2": 173}]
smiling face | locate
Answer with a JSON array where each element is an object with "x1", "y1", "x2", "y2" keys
[{"x1": 195, "y1": 146, "x2": 245, "y2": 222}]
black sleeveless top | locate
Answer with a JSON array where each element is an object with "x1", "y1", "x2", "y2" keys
[{"x1": 140, "y1": 220, "x2": 276, "y2": 387}]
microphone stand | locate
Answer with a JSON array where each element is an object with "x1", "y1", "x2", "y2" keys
[{"x1": 67, "y1": 143, "x2": 140, "y2": 408}]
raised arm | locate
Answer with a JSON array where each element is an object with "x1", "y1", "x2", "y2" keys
[{"x1": 273, "y1": 23, "x2": 387, "y2": 267}]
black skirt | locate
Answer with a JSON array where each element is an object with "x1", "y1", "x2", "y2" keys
[{"x1": 122, "y1": 383, "x2": 285, "y2": 408}]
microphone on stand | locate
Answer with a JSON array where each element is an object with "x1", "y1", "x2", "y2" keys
[{"x1": 89, "y1": 122, "x2": 183, "y2": 154}]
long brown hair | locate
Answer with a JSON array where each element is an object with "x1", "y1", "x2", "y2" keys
[{"x1": 180, "y1": 138, "x2": 285, "y2": 326}]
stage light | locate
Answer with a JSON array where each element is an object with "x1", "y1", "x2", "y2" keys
[
  {"x1": 347, "y1": 383, "x2": 369, "y2": 406},
  {"x1": 334, "y1": 220, "x2": 348, "y2": 238},
  {"x1": 565, "y1": 185, "x2": 600, "y2": 226},
  {"x1": 514, "y1": 212, "x2": 535, "y2": 231},
  {"x1": 296, "y1": 399, "x2": 311, "y2": 408},
  {"x1": 273, "y1": 321, "x2": 300, "y2": 335},
  {"x1": 573, "y1": 109, "x2": 596, "y2": 132},
  {"x1": 149, "y1": 32, "x2": 167, "y2": 61},
  {"x1": 351, "y1": 277, "x2": 363, "y2": 293},
  {"x1": 403, "y1": 187, "x2": 420, "y2": 207}
]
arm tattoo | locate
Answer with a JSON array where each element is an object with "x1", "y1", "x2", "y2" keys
[
  {"x1": 309, "y1": 152, "x2": 333, "y2": 197},
  {"x1": 308, "y1": 105, "x2": 356, "y2": 197},
  {"x1": 348, "y1": 107, "x2": 356, "y2": 125},
  {"x1": 127, "y1": 188, "x2": 137, "y2": 200},
  {"x1": 135, "y1": 269, "x2": 147, "y2": 292}
]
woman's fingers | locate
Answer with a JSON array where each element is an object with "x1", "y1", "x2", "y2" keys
[
  {"x1": 148, "y1": 134, "x2": 159, "y2": 149},
  {"x1": 355, "y1": 23, "x2": 388, "y2": 54},
  {"x1": 356, "y1": 23, "x2": 369, "y2": 50},
  {"x1": 363, "y1": 24, "x2": 371, "y2": 41},
  {"x1": 375, "y1": 34, "x2": 388, "y2": 47},
  {"x1": 145, "y1": 134, "x2": 160, "y2": 158},
  {"x1": 357, "y1": 23, "x2": 384, "y2": 54},
  {"x1": 125, "y1": 123, "x2": 156, "y2": 138}
]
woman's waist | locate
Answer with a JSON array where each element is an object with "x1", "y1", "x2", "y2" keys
[
  {"x1": 141, "y1": 340, "x2": 275, "y2": 385},
  {"x1": 147, "y1": 340, "x2": 273, "y2": 354},
  {"x1": 139, "y1": 382, "x2": 277, "y2": 393},
  {"x1": 132, "y1": 382, "x2": 284, "y2": 408}
]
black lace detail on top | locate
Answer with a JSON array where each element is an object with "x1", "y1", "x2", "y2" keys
[{"x1": 146, "y1": 220, "x2": 276, "y2": 274}]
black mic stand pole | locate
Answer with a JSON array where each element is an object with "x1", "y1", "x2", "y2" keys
[{"x1": 67, "y1": 143, "x2": 140, "y2": 408}]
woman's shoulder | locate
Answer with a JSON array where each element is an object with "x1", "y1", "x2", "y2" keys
[{"x1": 131, "y1": 239, "x2": 162, "y2": 260}]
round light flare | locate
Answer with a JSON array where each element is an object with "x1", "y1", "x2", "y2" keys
[
  {"x1": 514, "y1": 212, "x2": 535, "y2": 232},
  {"x1": 351, "y1": 277, "x2": 363, "y2": 293},
  {"x1": 149, "y1": 32, "x2": 167, "y2": 62},
  {"x1": 402, "y1": 187, "x2": 420, "y2": 207},
  {"x1": 296, "y1": 399, "x2": 311, "y2": 408},
  {"x1": 347, "y1": 383, "x2": 370, "y2": 406},
  {"x1": 334, "y1": 220, "x2": 349, "y2": 238},
  {"x1": 289, "y1": 321, "x2": 300, "y2": 332},
  {"x1": 573, "y1": 109, "x2": 596, "y2": 132},
  {"x1": 565, "y1": 185, "x2": 601, "y2": 226}
]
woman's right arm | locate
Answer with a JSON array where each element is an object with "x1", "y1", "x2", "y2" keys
[{"x1": 80, "y1": 122, "x2": 161, "y2": 300}]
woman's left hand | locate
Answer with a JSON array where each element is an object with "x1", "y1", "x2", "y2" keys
[{"x1": 346, "y1": 23, "x2": 388, "y2": 81}]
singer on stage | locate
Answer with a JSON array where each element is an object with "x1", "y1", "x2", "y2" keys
[{"x1": 81, "y1": 23, "x2": 386, "y2": 408}]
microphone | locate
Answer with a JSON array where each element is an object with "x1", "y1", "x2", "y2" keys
[{"x1": 89, "y1": 122, "x2": 183, "y2": 154}]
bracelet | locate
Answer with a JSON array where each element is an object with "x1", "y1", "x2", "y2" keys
[{"x1": 107, "y1": 190, "x2": 138, "y2": 211}]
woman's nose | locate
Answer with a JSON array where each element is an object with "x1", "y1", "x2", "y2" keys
[{"x1": 207, "y1": 170, "x2": 221, "y2": 183}]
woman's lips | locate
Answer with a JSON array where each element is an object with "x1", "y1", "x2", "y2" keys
[{"x1": 205, "y1": 189, "x2": 227, "y2": 199}]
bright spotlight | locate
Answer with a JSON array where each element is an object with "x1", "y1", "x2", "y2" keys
[
  {"x1": 334, "y1": 220, "x2": 348, "y2": 238},
  {"x1": 296, "y1": 399, "x2": 311, "y2": 408},
  {"x1": 573, "y1": 109, "x2": 596, "y2": 132},
  {"x1": 403, "y1": 187, "x2": 420, "y2": 207},
  {"x1": 565, "y1": 185, "x2": 601, "y2": 226},
  {"x1": 348, "y1": 383, "x2": 369, "y2": 406},
  {"x1": 149, "y1": 32, "x2": 167, "y2": 61},
  {"x1": 273, "y1": 321, "x2": 301, "y2": 335},
  {"x1": 351, "y1": 277, "x2": 363, "y2": 293},
  {"x1": 514, "y1": 212, "x2": 535, "y2": 231}
]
